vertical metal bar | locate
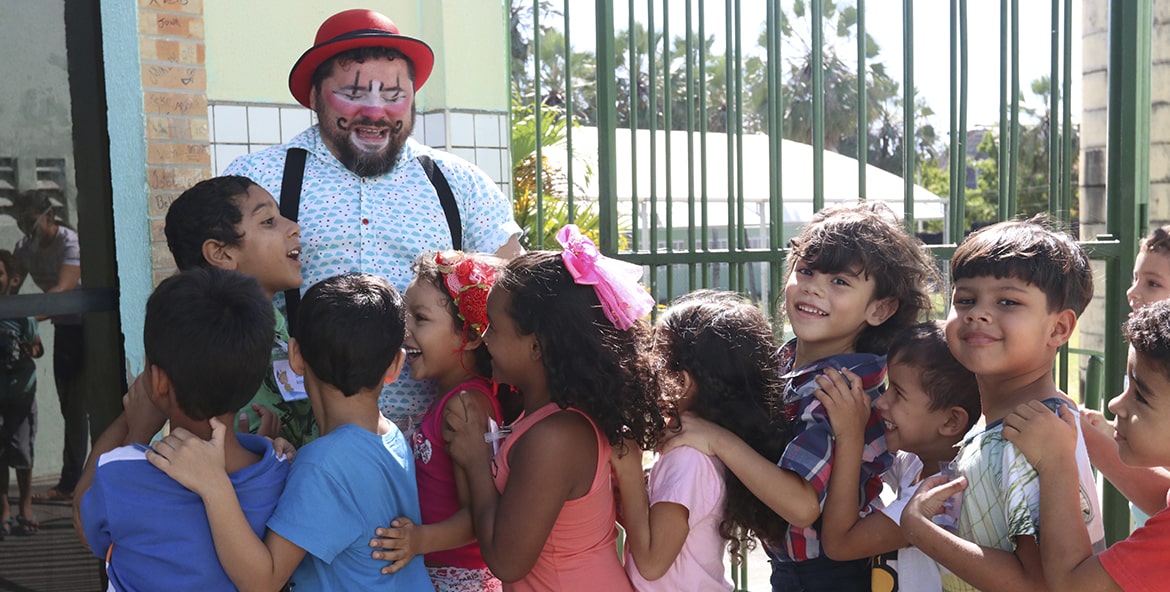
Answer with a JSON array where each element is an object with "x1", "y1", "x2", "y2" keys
[
  {"x1": 957, "y1": 0, "x2": 969, "y2": 234},
  {"x1": 564, "y1": 0, "x2": 575, "y2": 220},
  {"x1": 1060, "y1": 0, "x2": 1073, "y2": 219},
  {"x1": 1047, "y1": 0, "x2": 1060, "y2": 221},
  {"x1": 724, "y1": 0, "x2": 736, "y2": 291},
  {"x1": 857, "y1": 0, "x2": 868, "y2": 202},
  {"x1": 648, "y1": 0, "x2": 659, "y2": 297},
  {"x1": 1105, "y1": 0, "x2": 1152, "y2": 545},
  {"x1": 664, "y1": 0, "x2": 674, "y2": 298},
  {"x1": 685, "y1": 0, "x2": 697, "y2": 288},
  {"x1": 734, "y1": 0, "x2": 746, "y2": 290},
  {"x1": 948, "y1": 0, "x2": 962, "y2": 242},
  {"x1": 699, "y1": 0, "x2": 710, "y2": 287},
  {"x1": 811, "y1": 0, "x2": 825, "y2": 212},
  {"x1": 997, "y1": 0, "x2": 1008, "y2": 220},
  {"x1": 534, "y1": 2, "x2": 544, "y2": 240},
  {"x1": 595, "y1": 0, "x2": 619, "y2": 250},
  {"x1": 768, "y1": 0, "x2": 784, "y2": 316},
  {"x1": 1007, "y1": 0, "x2": 1020, "y2": 217},
  {"x1": 903, "y1": 0, "x2": 915, "y2": 231},
  {"x1": 629, "y1": 0, "x2": 640, "y2": 252}
]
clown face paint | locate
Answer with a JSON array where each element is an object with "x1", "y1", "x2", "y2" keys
[{"x1": 313, "y1": 56, "x2": 415, "y2": 177}]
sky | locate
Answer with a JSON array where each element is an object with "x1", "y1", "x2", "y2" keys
[{"x1": 561, "y1": 0, "x2": 1083, "y2": 136}]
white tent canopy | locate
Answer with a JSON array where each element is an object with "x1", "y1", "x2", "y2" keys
[{"x1": 544, "y1": 127, "x2": 948, "y2": 238}]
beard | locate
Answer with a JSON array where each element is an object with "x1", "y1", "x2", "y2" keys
[{"x1": 317, "y1": 103, "x2": 416, "y2": 178}]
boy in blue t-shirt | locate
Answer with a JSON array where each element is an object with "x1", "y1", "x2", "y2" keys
[
  {"x1": 150, "y1": 272, "x2": 432, "y2": 591},
  {"x1": 75, "y1": 268, "x2": 290, "y2": 590}
]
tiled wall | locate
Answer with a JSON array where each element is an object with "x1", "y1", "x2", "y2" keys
[{"x1": 209, "y1": 103, "x2": 511, "y2": 196}]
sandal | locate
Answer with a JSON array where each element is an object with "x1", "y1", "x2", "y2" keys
[
  {"x1": 0, "y1": 518, "x2": 10, "y2": 540},
  {"x1": 32, "y1": 487, "x2": 73, "y2": 502},
  {"x1": 12, "y1": 515, "x2": 38, "y2": 536}
]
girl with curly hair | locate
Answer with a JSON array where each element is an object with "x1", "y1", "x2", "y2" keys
[
  {"x1": 613, "y1": 290, "x2": 793, "y2": 591},
  {"x1": 370, "y1": 251, "x2": 505, "y2": 592},
  {"x1": 664, "y1": 203, "x2": 936, "y2": 592},
  {"x1": 442, "y1": 226, "x2": 662, "y2": 591}
]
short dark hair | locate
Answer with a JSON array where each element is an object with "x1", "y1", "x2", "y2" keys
[
  {"x1": 310, "y1": 47, "x2": 414, "y2": 94},
  {"x1": 1139, "y1": 225, "x2": 1170, "y2": 254},
  {"x1": 1124, "y1": 300, "x2": 1170, "y2": 383},
  {"x1": 165, "y1": 176, "x2": 258, "y2": 270},
  {"x1": 950, "y1": 216, "x2": 1093, "y2": 315},
  {"x1": 785, "y1": 202, "x2": 937, "y2": 354},
  {"x1": 887, "y1": 321, "x2": 981, "y2": 431},
  {"x1": 296, "y1": 273, "x2": 406, "y2": 397},
  {"x1": 144, "y1": 268, "x2": 274, "y2": 420}
]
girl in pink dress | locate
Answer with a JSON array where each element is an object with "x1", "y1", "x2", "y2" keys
[
  {"x1": 613, "y1": 290, "x2": 795, "y2": 591},
  {"x1": 442, "y1": 226, "x2": 664, "y2": 592},
  {"x1": 370, "y1": 251, "x2": 505, "y2": 592}
]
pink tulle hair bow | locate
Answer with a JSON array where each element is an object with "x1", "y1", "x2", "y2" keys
[{"x1": 556, "y1": 224, "x2": 654, "y2": 330}]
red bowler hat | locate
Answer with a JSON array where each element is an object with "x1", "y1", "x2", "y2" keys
[{"x1": 288, "y1": 9, "x2": 435, "y2": 109}]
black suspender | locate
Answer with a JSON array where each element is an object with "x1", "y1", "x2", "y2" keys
[{"x1": 278, "y1": 148, "x2": 463, "y2": 333}]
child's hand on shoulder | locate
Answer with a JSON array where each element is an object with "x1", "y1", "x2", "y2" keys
[
  {"x1": 239, "y1": 403, "x2": 280, "y2": 440},
  {"x1": 441, "y1": 391, "x2": 492, "y2": 467},
  {"x1": 813, "y1": 368, "x2": 870, "y2": 445},
  {"x1": 369, "y1": 516, "x2": 421, "y2": 575},
  {"x1": 658, "y1": 412, "x2": 727, "y2": 456},
  {"x1": 1002, "y1": 400, "x2": 1078, "y2": 474},
  {"x1": 902, "y1": 472, "x2": 968, "y2": 539},
  {"x1": 145, "y1": 416, "x2": 231, "y2": 497}
]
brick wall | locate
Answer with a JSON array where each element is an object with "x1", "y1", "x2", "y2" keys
[{"x1": 138, "y1": 0, "x2": 211, "y2": 285}]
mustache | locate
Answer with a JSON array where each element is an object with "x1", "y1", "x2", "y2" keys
[{"x1": 342, "y1": 116, "x2": 394, "y2": 130}]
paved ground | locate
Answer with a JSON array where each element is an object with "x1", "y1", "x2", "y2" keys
[{"x1": 1, "y1": 476, "x2": 103, "y2": 592}]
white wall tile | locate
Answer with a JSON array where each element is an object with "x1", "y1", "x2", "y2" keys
[
  {"x1": 449, "y1": 112, "x2": 475, "y2": 147},
  {"x1": 412, "y1": 114, "x2": 426, "y2": 143},
  {"x1": 215, "y1": 144, "x2": 249, "y2": 175},
  {"x1": 213, "y1": 105, "x2": 249, "y2": 143},
  {"x1": 475, "y1": 113, "x2": 501, "y2": 147},
  {"x1": 476, "y1": 147, "x2": 503, "y2": 183},
  {"x1": 424, "y1": 112, "x2": 447, "y2": 148},
  {"x1": 208, "y1": 107, "x2": 216, "y2": 142},
  {"x1": 280, "y1": 108, "x2": 312, "y2": 143},
  {"x1": 500, "y1": 115, "x2": 510, "y2": 149},
  {"x1": 248, "y1": 107, "x2": 281, "y2": 144},
  {"x1": 451, "y1": 147, "x2": 476, "y2": 163}
]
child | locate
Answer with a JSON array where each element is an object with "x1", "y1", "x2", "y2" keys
[
  {"x1": 1077, "y1": 225, "x2": 1170, "y2": 516},
  {"x1": 612, "y1": 290, "x2": 794, "y2": 591},
  {"x1": 900, "y1": 218, "x2": 1105, "y2": 592},
  {"x1": 1000, "y1": 299, "x2": 1170, "y2": 591},
  {"x1": 662, "y1": 203, "x2": 935, "y2": 591},
  {"x1": 441, "y1": 225, "x2": 663, "y2": 591},
  {"x1": 816, "y1": 321, "x2": 979, "y2": 592},
  {"x1": 149, "y1": 272, "x2": 433, "y2": 591},
  {"x1": 76, "y1": 268, "x2": 289, "y2": 589},
  {"x1": 0, "y1": 250, "x2": 42, "y2": 538},
  {"x1": 369, "y1": 251, "x2": 504, "y2": 591},
  {"x1": 165, "y1": 175, "x2": 314, "y2": 446}
]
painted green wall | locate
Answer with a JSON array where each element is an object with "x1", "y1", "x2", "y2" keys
[{"x1": 204, "y1": 0, "x2": 508, "y2": 112}]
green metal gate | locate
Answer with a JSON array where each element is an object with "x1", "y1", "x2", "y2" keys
[{"x1": 509, "y1": 0, "x2": 1152, "y2": 575}]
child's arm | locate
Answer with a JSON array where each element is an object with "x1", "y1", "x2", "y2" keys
[
  {"x1": 660, "y1": 413, "x2": 820, "y2": 528},
  {"x1": 147, "y1": 418, "x2": 306, "y2": 592},
  {"x1": 612, "y1": 443, "x2": 691, "y2": 580},
  {"x1": 901, "y1": 475, "x2": 1047, "y2": 592},
  {"x1": 1003, "y1": 402, "x2": 1124, "y2": 591},
  {"x1": 442, "y1": 391, "x2": 598, "y2": 582},
  {"x1": 815, "y1": 369, "x2": 908, "y2": 561},
  {"x1": 1080, "y1": 407, "x2": 1170, "y2": 515},
  {"x1": 73, "y1": 372, "x2": 167, "y2": 547},
  {"x1": 370, "y1": 390, "x2": 494, "y2": 574}
]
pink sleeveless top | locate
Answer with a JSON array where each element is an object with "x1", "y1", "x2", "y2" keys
[
  {"x1": 492, "y1": 403, "x2": 633, "y2": 592},
  {"x1": 413, "y1": 377, "x2": 501, "y2": 567}
]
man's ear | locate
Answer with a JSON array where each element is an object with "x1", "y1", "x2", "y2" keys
[
  {"x1": 383, "y1": 348, "x2": 406, "y2": 384},
  {"x1": 866, "y1": 296, "x2": 899, "y2": 327},
  {"x1": 1048, "y1": 309, "x2": 1078, "y2": 348},
  {"x1": 939, "y1": 406, "x2": 971, "y2": 438},
  {"x1": 288, "y1": 338, "x2": 306, "y2": 377},
  {"x1": 201, "y1": 239, "x2": 238, "y2": 271}
]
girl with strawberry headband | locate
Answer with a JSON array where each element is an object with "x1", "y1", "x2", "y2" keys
[{"x1": 370, "y1": 250, "x2": 506, "y2": 592}]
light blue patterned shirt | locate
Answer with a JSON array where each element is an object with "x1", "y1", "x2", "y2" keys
[{"x1": 226, "y1": 127, "x2": 520, "y2": 430}]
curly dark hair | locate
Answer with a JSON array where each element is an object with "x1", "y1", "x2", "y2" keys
[
  {"x1": 497, "y1": 251, "x2": 664, "y2": 449},
  {"x1": 656, "y1": 290, "x2": 793, "y2": 559},
  {"x1": 950, "y1": 216, "x2": 1093, "y2": 315},
  {"x1": 165, "y1": 176, "x2": 256, "y2": 270},
  {"x1": 1124, "y1": 300, "x2": 1170, "y2": 382},
  {"x1": 411, "y1": 251, "x2": 504, "y2": 378},
  {"x1": 785, "y1": 202, "x2": 937, "y2": 354},
  {"x1": 1140, "y1": 225, "x2": 1170, "y2": 254}
]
